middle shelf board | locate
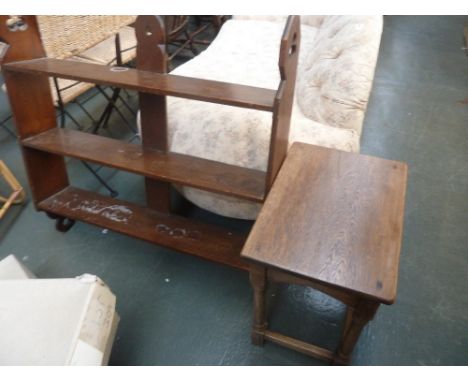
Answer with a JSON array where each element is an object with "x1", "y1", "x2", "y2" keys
[
  {"x1": 38, "y1": 186, "x2": 249, "y2": 270},
  {"x1": 22, "y1": 128, "x2": 266, "y2": 203},
  {"x1": 3, "y1": 58, "x2": 277, "y2": 111}
]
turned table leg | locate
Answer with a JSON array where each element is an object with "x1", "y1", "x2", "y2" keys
[
  {"x1": 334, "y1": 300, "x2": 380, "y2": 365},
  {"x1": 341, "y1": 306, "x2": 355, "y2": 339},
  {"x1": 249, "y1": 264, "x2": 267, "y2": 346}
]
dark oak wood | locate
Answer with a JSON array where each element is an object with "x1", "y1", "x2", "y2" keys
[
  {"x1": 333, "y1": 299, "x2": 379, "y2": 365},
  {"x1": 1, "y1": 15, "x2": 299, "y2": 277},
  {"x1": 0, "y1": 16, "x2": 69, "y2": 205},
  {"x1": 265, "y1": 15, "x2": 300, "y2": 191},
  {"x1": 264, "y1": 331, "x2": 334, "y2": 362},
  {"x1": 244, "y1": 142, "x2": 408, "y2": 304},
  {"x1": 3, "y1": 57, "x2": 277, "y2": 112},
  {"x1": 0, "y1": 16, "x2": 45, "y2": 64},
  {"x1": 243, "y1": 142, "x2": 408, "y2": 364},
  {"x1": 22, "y1": 128, "x2": 266, "y2": 202},
  {"x1": 249, "y1": 265, "x2": 267, "y2": 346},
  {"x1": 38, "y1": 186, "x2": 249, "y2": 270},
  {"x1": 268, "y1": 268, "x2": 357, "y2": 306},
  {"x1": 136, "y1": 16, "x2": 171, "y2": 213}
]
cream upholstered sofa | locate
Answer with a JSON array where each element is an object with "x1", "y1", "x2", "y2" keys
[{"x1": 138, "y1": 15, "x2": 383, "y2": 219}]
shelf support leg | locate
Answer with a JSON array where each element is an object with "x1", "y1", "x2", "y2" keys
[
  {"x1": 250, "y1": 264, "x2": 268, "y2": 346},
  {"x1": 135, "y1": 16, "x2": 171, "y2": 213}
]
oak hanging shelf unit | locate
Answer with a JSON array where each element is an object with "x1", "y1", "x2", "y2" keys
[{"x1": 0, "y1": 15, "x2": 300, "y2": 270}]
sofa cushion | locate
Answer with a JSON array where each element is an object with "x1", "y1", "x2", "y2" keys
[
  {"x1": 171, "y1": 19, "x2": 318, "y2": 89},
  {"x1": 172, "y1": 114, "x2": 360, "y2": 219},
  {"x1": 164, "y1": 20, "x2": 324, "y2": 219},
  {"x1": 296, "y1": 16, "x2": 383, "y2": 135}
]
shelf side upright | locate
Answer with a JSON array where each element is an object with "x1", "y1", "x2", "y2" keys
[
  {"x1": 0, "y1": 16, "x2": 69, "y2": 205},
  {"x1": 265, "y1": 16, "x2": 300, "y2": 192},
  {"x1": 135, "y1": 16, "x2": 171, "y2": 213}
]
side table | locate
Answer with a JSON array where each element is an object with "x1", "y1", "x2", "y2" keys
[{"x1": 241, "y1": 142, "x2": 408, "y2": 365}]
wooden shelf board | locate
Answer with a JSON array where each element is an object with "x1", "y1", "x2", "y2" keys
[
  {"x1": 22, "y1": 128, "x2": 266, "y2": 203},
  {"x1": 4, "y1": 58, "x2": 277, "y2": 111},
  {"x1": 38, "y1": 186, "x2": 249, "y2": 270}
]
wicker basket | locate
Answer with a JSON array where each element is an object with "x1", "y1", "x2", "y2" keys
[{"x1": 37, "y1": 16, "x2": 136, "y2": 59}]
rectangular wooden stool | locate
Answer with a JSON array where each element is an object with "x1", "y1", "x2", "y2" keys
[{"x1": 241, "y1": 142, "x2": 408, "y2": 365}]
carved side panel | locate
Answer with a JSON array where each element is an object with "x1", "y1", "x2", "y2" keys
[
  {"x1": 265, "y1": 16, "x2": 301, "y2": 192},
  {"x1": 0, "y1": 16, "x2": 69, "y2": 204}
]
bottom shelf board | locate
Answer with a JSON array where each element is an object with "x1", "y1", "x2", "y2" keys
[{"x1": 37, "y1": 187, "x2": 249, "y2": 271}]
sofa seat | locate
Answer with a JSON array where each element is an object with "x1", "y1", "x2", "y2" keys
[{"x1": 138, "y1": 16, "x2": 382, "y2": 219}]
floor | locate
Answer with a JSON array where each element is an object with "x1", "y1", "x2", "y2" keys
[{"x1": 0, "y1": 16, "x2": 467, "y2": 366}]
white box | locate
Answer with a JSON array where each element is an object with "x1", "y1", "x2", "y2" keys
[
  {"x1": 0, "y1": 254, "x2": 35, "y2": 279},
  {"x1": 0, "y1": 256, "x2": 119, "y2": 365}
]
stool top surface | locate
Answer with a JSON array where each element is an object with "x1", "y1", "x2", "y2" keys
[{"x1": 242, "y1": 143, "x2": 408, "y2": 304}]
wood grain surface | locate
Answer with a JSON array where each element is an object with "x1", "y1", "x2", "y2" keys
[
  {"x1": 3, "y1": 57, "x2": 277, "y2": 111},
  {"x1": 38, "y1": 186, "x2": 249, "y2": 270},
  {"x1": 0, "y1": 16, "x2": 70, "y2": 205},
  {"x1": 242, "y1": 142, "x2": 408, "y2": 304},
  {"x1": 23, "y1": 128, "x2": 266, "y2": 202},
  {"x1": 136, "y1": 16, "x2": 171, "y2": 213},
  {"x1": 265, "y1": 15, "x2": 300, "y2": 191}
]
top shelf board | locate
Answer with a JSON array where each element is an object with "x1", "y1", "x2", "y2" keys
[{"x1": 3, "y1": 58, "x2": 277, "y2": 112}]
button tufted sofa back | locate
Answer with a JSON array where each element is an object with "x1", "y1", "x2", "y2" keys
[
  {"x1": 234, "y1": 15, "x2": 383, "y2": 135},
  {"x1": 297, "y1": 16, "x2": 382, "y2": 135}
]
